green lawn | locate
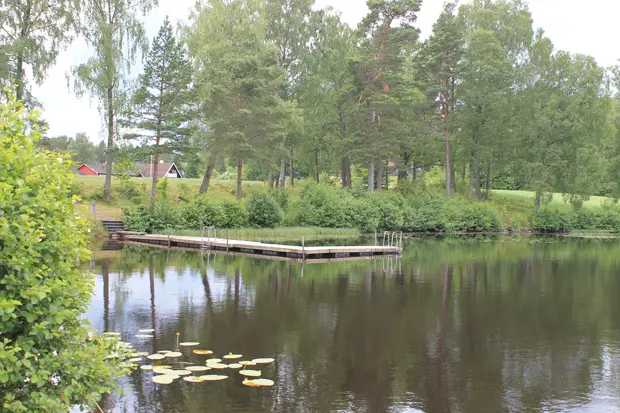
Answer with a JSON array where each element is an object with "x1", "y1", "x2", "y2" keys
[
  {"x1": 159, "y1": 227, "x2": 361, "y2": 243},
  {"x1": 492, "y1": 190, "x2": 615, "y2": 208}
]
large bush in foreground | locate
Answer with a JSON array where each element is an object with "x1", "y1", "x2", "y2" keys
[
  {"x1": 0, "y1": 94, "x2": 128, "y2": 411},
  {"x1": 247, "y1": 193, "x2": 284, "y2": 228}
]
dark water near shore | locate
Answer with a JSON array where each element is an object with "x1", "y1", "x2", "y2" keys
[{"x1": 87, "y1": 237, "x2": 620, "y2": 413}]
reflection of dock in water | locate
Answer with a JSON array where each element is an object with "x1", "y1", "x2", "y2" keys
[{"x1": 115, "y1": 231, "x2": 402, "y2": 263}]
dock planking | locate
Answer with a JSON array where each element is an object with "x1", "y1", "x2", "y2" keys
[{"x1": 118, "y1": 232, "x2": 402, "y2": 262}]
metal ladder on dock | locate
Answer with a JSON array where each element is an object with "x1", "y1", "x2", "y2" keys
[{"x1": 382, "y1": 231, "x2": 403, "y2": 250}]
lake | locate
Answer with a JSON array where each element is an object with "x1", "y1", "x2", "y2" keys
[{"x1": 86, "y1": 236, "x2": 620, "y2": 413}]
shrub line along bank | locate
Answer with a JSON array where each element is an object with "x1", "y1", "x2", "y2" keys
[{"x1": 122, "y1": 182, "x2": 620, "y2": 235}]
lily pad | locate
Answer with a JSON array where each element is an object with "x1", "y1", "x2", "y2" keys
[
  {"x1": 242, "y1": 378, "x2": 262, "y2": 387},
  {"x1": 223, "y1": 353, "x2": 242, "y2": 360},
  {"x1": 138, "y1": 329, "x2": 155, "y2": 333},
  {"x1": 206, "y1": 363, "x2": 228, "y2": 369},
  {"x1": 239, "y1": 370, "x2": 261, "y2": 377},
  {"x1": 207, "y1": 358, "x2": 222, "y2": 363},
  {"x1": 239, "y1": 361, "x2": 257, "y2": 366},
  {"x1": 227, "y1": 363, "x2": 243, "y2": 369},
  {"x1": 140, "y1": 365, "x2": 154, "y2": 371},
  {"x1": 147, "y1": 354, "x2": 166, "y2": 360},
  {"x1": 179, "y1": 342, "x2": 200, "y2": 347},
  {"x1": 171, "y1": 370, "x2": 192, "y2": 376},
  {"x1": 183, "y1": 376, "x2": 203, "y2": 383},
  {"x1": 186, "y1": 366, "x2": 211, "y2": 372},
  {"x1": 158, "y1": 350, "x2": 171, "y2": 354},
  {"x1": 153, "y1": 368, "x2": 176, "y2": 375},
  {"x1": 252, "y1": 378, "x2": 275, "y2": 387},
  {"x1": 165, "y1": 352, "x2": 183, "y2": 358},
  {"x1": 199, "y1": 375, "x2": 228, "y2": 381},
  {"x1": 103, "y1": 332, "x2": 121, "y2": 336},
  {"x1": 131, "y1": 352, "x2": 149, "y2": 357},
  {"x1": 152, "y1": 376, "x2": 174, "y2": 385},
  {"x1": 192, "y1": 349, "x2": 213, "y2": 355},
  {"x1": 128, "y1": 357, "x2": 142, "y2": 363},
  {"x1": 252, "y1": 358, "x2": 275, "y2": 364},
  {"x1": 135, "y1": 334, "x2": 154, "y2": 338}
]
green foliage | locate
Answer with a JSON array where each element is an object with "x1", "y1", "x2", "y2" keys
[
  {"x1": 404, "y1": 193, "x2": 447, "y2": 232},
  {"x1": 122, "y1": 205, "x2": 153, "y2": 232},
  {"x1": 445, "y1": 202, "x2": 503, "y2": 232},
  {"x1": 157, "y1": 176, "x2": 169, "y2": 200},
  {"x1": 247, "y1": 193, "x2": 284, "y2": 228},
  {"x1": 0, "y1": 92, "x2": 129, "y2": 411},
  {"x1": 297, "y1": 183, "x2": 349, "y2": 228},
  {"x1": 220, "y1": 200, "x2": 248, "y2": 228},
  {"x1": 530, "y1": 208, "x2": 573, "y2": 233},
  {"x1": 182, "y1": 197, "x2": 225, "y2": 229}
]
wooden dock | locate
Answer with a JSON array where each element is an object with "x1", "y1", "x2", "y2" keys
[{"x1": 117, "y1": 232, "x2": 402, "y2": 261}]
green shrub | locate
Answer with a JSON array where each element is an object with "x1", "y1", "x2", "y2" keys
[
  {"x1": 530, "y1": 208, "x2": 572, "y2": 233},
  {"x1": 247, "y1": 193, "x2": 284, "y2": 228},
  {"x1": 157, "y1": 176, "x2": 169, "y2": 200},
  {"x1": 404, "y1": 193, "x2": 446, "y2": 232},
  {"x1": 0, "y1": 92, "x2": 131, "y2": 411},
  {"x1": 345, "y1": 196, "x2": 380, "y2": 232},
  {"x1": 269, "y1": 189, "x2": 289, "y2": 211},
  {"x1": 297, "y1": 183, "x2": 348, "y2": 227},
  {"x1": 571, "y1": 208, "x2": 620, "y2": 232},
  {"x1": 445, "y1": 202, "x2": 502, "y2": 232},
  {"x1": 366, "y1": 193, "x2": 406, "y2": 230},
  {"x1": 182, "y1": 197, "x2": 225, "y2": 229},
  {"x1": 220, "y1": 200, "x2": 248, "y2": 228},
  {"x1": 123, "y1": 205, "x2": 152, "y2": 232}
]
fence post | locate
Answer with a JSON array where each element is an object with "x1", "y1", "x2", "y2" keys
[{"x1": 302, "y1": 236, "x2": 305, "y2": 260}]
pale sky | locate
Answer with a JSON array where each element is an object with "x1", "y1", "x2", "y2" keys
[{"x1": 31, "y1": 0, "x2": 619, "y2": 141}]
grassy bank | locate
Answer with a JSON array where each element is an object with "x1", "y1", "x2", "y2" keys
[{"x1": 159, "y1": 227, "x2": 361, "y2": 243}]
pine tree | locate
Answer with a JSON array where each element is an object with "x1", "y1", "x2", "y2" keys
[{"x1": 125, "y1": 17, "x2": 193, "y2": 208}]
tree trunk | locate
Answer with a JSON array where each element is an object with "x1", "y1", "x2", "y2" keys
[
  {"x1": 341, "y1": 157, "x2": 351, "y2": 188},
  {"x1": 368, "y1": 161, "x2": 375, "y2": 192},
  {"x1": 268, "y1": 173, "x2": 275, "y2": 189},
  {"x1": 474, "y1": 163, "x2": 482, "y2": 199},
  {"x1": 376, "y1": 163, "x2": 382, "y2": 192},
  {"x1": 420, "y1": 165, "x2": 425, "y2": 185},
  {"x1": 236, "y1": 157, "x2": 243, "y2": 201},
  {"x1": 15, "y1": 52, "x2": 25, "y2": 102},
  {"x1": 278, "y1": 158, "x2": 285, "y2": 189},
  {"x1": 199, "y1": 156, "x2": 216, "y2": 194},
  {"x1": 289, "y1": 148, "x2": 294, "y2": 187},
  {"x1": 485, "y1": 164, "x2": 492, "y2": 199},
  {"x1": 450, "y1": 162, "x2": 456, "y2": 193},
  {"x1": 468, "y1": 160, "x2": 474, "y2": 199},
  {"x1": 104, "y1": 86, "x2": 114, "y2": 202},
  {"x1": 462, "y1": 164, "x2": 466, "y2": 183},
  {"x1": 445, "y1": 137, "x2": 451, "y2": 200},
  {"x1": 150, "y1": 151, "x2": 160, "y2": 209},
  {"x1": 535, "y1": 190, "x2": 542, "y2": 211},
  {"x1": 412, "y1": 160, "x2": 417, "y2": 183},
  {"x1": 384, "y1": 161, "x2": 389, "y2": 189},
  {"x1": 314, "y1": 150, "x2": 320, "y2": 183}
]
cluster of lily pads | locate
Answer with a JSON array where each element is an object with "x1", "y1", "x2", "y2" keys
[{"x1": 129, "y1": 329, "x2": 276, "y2": 387}]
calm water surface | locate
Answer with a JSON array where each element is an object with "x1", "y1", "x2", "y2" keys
[{"x1": 86, "y1": 237, "x2": 620, "y2": 413}]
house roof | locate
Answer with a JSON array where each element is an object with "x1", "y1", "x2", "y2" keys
[
  {"x1": 76, "y1": 164, "x2": 142, "y2": 177},
  {"x1": 139, "y1": 163, "x2": 181, "y2": 178}
]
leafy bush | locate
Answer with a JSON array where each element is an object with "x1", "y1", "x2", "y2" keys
[
  {"x1": 247, "y1": 193, "x2": 284, "y2": 228},
  {"x1": 530, "y1": 208, "x2": 572, "y2": 233},
  {"x1": 404, "y1": 193, "x2": 447, "y2": 232},
  {"x1": 157, "y1": 176, "x2": 169, "y2": 200},
  {"x1": 571, "y1": 208, "x2": 620, "y2": 232},
  {"x1": 345, "y1": 196, "x2": 380, "y2": 232},
  {"x1": 445, "y1": 202, "x2": 502, "y2": 232},
  {"x1": 123, "y1": 205, "x2": 152, "y2": 232},
  {"x1": 297, "y1": 183, "x2": 348, "y2": 227},
  {"x1": 366, "y1": 193, "x2": 406, "y2": 230},
  {"x1": 269, "y1": 189, "x2": 289, "y2": 211},
  {"x1": 150, "y1": 202, "x2": 183, "y2": 232},
  {"x1": 220, "y1": 200, "x2": 248, "y2": 228},
  {"x1": 0, "y1": 92, "x2": 130, "y2": 411},
  {"x1": 182, "y1": 197, "x2": 225, "y2": 229}
]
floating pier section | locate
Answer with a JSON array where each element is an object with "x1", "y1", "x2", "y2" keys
[{"x1": 116, "y1": 232, "x2": 402, "y2": 262}]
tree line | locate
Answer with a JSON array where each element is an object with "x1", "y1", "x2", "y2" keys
[{"x1": 2, "y1": 0, "x2": 620, "y2": 209}]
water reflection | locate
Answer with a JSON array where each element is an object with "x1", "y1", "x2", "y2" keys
[{"x1": 87, "y1": 237, "x2": 620, "y2": 413}]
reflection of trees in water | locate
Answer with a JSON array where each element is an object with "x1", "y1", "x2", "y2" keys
[{"x1": 91, "y1": 239, "x2": 620, "y2": 413}]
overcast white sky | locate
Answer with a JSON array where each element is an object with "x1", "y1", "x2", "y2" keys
[{"x1": 31, "y1": 0, "x2": 619, "y2": 142}]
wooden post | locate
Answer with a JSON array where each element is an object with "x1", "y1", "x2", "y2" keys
[
  {"x1": 91, "y1": 202, "x2": 99, "y2": 234},
  {"x1": 302, "y1": 237, "x2": 305, "y2": 260},
  {"x1": 226, "y1": 229, "x2": 229, "y2": 253}
]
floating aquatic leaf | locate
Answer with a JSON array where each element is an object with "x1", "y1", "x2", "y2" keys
[
  {"x1": 186, "y1": 366, "x2": 211, "y2": 372},
  {"x1": 192, "y1": 349, "x2": 213, "y2": 355},
  {"x1": 179, "y1": 342, "x2": 200, "y2": 347},
  {"x1": 206, "y1": 358, "x2": 222, "y2": 363},
  {"x1": 138, "y1": 329, "x2": 155, "y2": 333},
  {"x1": 103, "y1": 332, "x2": 121, "y2": 336},
  {"x1": 252, "y1": 358, "x2": 275, "y2": 364},
  {"x1": 165, "y1": 352, "x2": 183, "y2": 358},
  {"x1": 147, "y1": 354, "x2": 165, "y2": 360},
  {"x1": 105, "y1": 352, "x2": 120, "y2": 359},
  {"x1": 140, "y1": 365, "x2": 154, "y2": 371},
  {"x1": 199, "y1": 375, "x2": 228, "y2": 381},
  {"x1": 131, "y1": 352, "x2": 149, "y2": 357},
  {"x1": 158, "y1": 350, "x2": 171, "y2": 354},
  {"x1": 239, "y1": 361, "x2": 257, "y2": 366},
  {"x1": 128, "y1": 357, "x2": 142, "y2": 363},
  {"x1": 239, "y1": 370, "x2": 261, "y2": 377},
  {"x1": 206, "y1": 363, "x2": 228, "y2": 369},
  {"x1": 252, "y1": 378, "x2": 274, "y2": 386},
  {"x1": 227, "y1": 363, "x2": 242, "y2": 369},
  {"x1": 242, "y1": 378, "x2": 262, "y2": 387},
  {"x1": 171, "y1": 370, "x2": 192, "y2": 376},
  {"x1": 183, "y1": 376, "x2": 203, "y2": 383},
  {"x1": 223, "y1": 353, "x2": 242, "y2": 360},
  {"x1": 153, "y1": 368, "x2": 176, "y2": 375},
  {"x1": 152, "y1": 376, "x2": 174, "y2": 385},
  {"x1": 135, "y1": 334, "x2": 154, "y2": 338}
]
